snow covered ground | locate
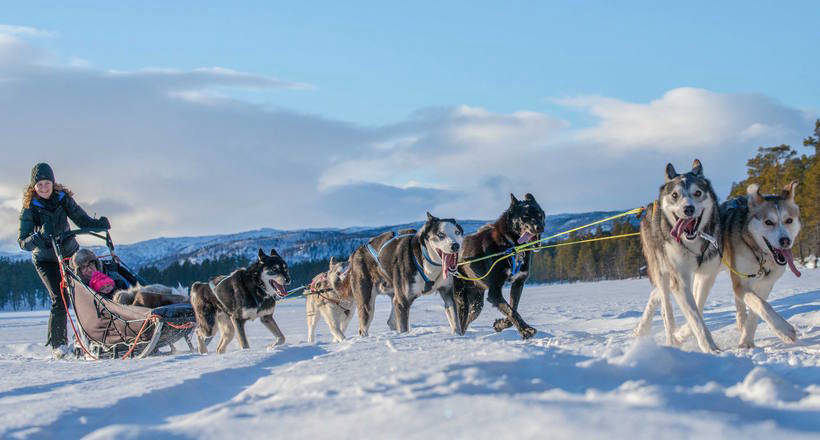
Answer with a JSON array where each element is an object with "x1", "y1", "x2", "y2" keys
[{"x1": 1, "y1": 270, "x2": 819, "y2": 439}]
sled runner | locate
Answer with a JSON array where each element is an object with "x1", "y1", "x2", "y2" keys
[{"x1": 52, "y1": 228, "x2": 196, "y2": 359}]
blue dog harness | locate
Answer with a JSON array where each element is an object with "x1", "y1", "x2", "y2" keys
[{"x1": 367, "y1": 233, "x2": 434, "y2": 284}]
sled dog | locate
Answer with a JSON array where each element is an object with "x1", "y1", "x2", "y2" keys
[
  {"x1": 454, "y1": 193, "x2": 545, "y2": 339},
  {"x1": 721, "y1": 182, "x2": 802, "y2": 347},
  {"x1": 306, "y1": 257, "x2": 354, "y2": 343},
  {"x1": 347, "y1": 213, "x2": 464, "y2": 336},
  {"x1": 673, "y1": 182, "x2": 803, "y2": 348},
  {"x1": 190, "y1": 248, "x2": 291, "y2": 354},
  {"x1": 676, "y1": 182, "x2": 804, "y2": 348},
  {"x1": 633, "y1": 160, "x2": 723, "y2": 353}
]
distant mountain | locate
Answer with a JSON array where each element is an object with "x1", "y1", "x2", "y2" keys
[{"x1": 1, "y1": 211, "x2": 639, "y2": 269}]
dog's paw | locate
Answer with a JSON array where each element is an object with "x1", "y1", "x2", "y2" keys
[
  {"x1": 737, "y1": 341, "x2": 755, "y2": 349},
  {"x1": 493, "y1": 318, "x2": 512, "y2": 332},
  {"x1": 520, "y1": 326, "x2": 537, "y2": 340},
  {"x1": 780, "y1": 324, "x2": 798, "y2": 343},
  {"x1": 667, "y1": 334, "x2": 683, "y2": 347}
]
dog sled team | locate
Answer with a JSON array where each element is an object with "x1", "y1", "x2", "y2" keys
[{"x1": 16, "y1": 160, "x2": 808, "y2": 359}]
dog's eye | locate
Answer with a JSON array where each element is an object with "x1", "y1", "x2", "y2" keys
[
  {"x1": 455, "y1": 229, "x2": 462, "y2": 236},
  {"x1": 785, "y1": 218, "x2": 793, "y2": 224},
  {"x1": 437, "y1": 233, "x2": 445, "y2": 239},
  {"x1": 671, "y1": 192, "x2": 678, "y2": 200},
  {"x1": 694, "y1": 190, "x2": 702, "y2": 197},
  {"x1": 764, "y1": 220, "x2": 775, "y2": 226}
]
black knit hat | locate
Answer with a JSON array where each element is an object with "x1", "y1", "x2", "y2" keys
[{"x1": 31, "y1": 163, "x2": 55, "y2": 185}]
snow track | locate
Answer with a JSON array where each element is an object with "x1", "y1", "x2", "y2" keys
[{"x1": 1, "y1": 270, "x2": 819, "y2": 439}]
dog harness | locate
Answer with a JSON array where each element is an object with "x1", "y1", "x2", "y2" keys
[{"x1": 367, "y1": 233, "x2": 435, "y2": 286}]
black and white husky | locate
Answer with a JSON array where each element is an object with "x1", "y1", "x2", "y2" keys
[
  {"x1": 190, "y1": 249, "x2": 291, "y2": 354},
  {"x1": 633, "y1": 160, "x2": 723, "y2": 353},
  {"x1": 347, "y1": 213, "x2": 464, "y2": 336},
  {"x1": 306, "y1": 257, "x2": 354, "y2": 343},
  {"x1": 454, "y1": 193, "x2": 545, "y2": 339}
]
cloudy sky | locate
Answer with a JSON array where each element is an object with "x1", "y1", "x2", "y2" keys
[{"x1": 1, "y1": 2, "x2": 818, "y2": 250}]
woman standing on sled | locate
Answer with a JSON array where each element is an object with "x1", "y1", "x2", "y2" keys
[{"x1": 17, "y1": 163, "x2": 111, "y2": 359}]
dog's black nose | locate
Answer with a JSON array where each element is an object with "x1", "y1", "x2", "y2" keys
[
  {"x1": 683, "y1": 205, "x2": 695, "y2": 216},
  {"x1": 779, "y1": 237, "x2": 791, "y2": 248},
  {"x1": 450, "y1": 243, "x2": 460, "y2": 252}
]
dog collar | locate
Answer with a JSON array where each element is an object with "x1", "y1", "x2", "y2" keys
[{"x1": 420, "y1": 240, "x2": 441, "y2": 267}]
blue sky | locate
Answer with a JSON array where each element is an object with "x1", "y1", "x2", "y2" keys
[
  {"x1": 5, "y1": 2, "x2": 818, "y2": 125},
  {"x1": 0, "y1": 2, "x2": 818, "y2": 247}
]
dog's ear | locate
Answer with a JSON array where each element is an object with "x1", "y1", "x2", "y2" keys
[
  {"x1": 665, "y1": 163, "x2": 678, "y2": 182},
  {"x1": 782, "y1": 181, "x2": 798, "y2": 202},
  {"x1": 426, "y1": 211, "x2": 438, "y2": 223},
  {"x1": 258, "y1": 248, "x2": 266, "y2": 261},
  {"x1": 524, "y1": 193, "x2": 535, "y2": 202},
  {"x1": 691, "y1": 159, "x2": 703, "y2": 176},
  {"x1": 747, "y1": 183, "x2": 763, "y2": 208},
  {"x1": 269, "y1": 248, "x2": 280, "y2": 258},
  {"x1": 510, "y1": 193, "x2": 519, "y2": 205},
  {"x1": 329, "y1": 256, "x2": 336, "y2": 267}
]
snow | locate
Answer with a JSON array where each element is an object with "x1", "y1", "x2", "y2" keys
[{"x1": 1, "y1": 269, "x2": 818, "y2": 439}]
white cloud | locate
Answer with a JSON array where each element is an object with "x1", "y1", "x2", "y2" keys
[
  {"x1": 554, "y1": 87, "x2": 810, "y2": 151},
  {"x1": 0, "y1": 24, "x2": 55, "y2": 37}
]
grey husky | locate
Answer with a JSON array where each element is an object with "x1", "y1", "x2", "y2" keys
[
  {"x1": 347, "y1": 213, "x2": 464, "y2": 336},
  {"x1": 675, "y1": 182, "x2": 802, "y2": 348},
  {"x1": 633, "y1": 160, "x2": 723, "y2": 353},
  {"x1": 190, "y1": 249, "x2": 291, "y2": 354},
  {"x1": 306, "y1": 257, "x2": 354, "y2": 343}
]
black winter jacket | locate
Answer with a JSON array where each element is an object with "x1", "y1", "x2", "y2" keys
[{"x1": 18, "y1": 191, "x2": 107, "y2": 262}]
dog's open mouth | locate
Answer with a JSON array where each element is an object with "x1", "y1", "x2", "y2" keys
[
  {"x1": 670, "y1": 212, "x2": 703, "y2": 242},
  {"x1": 269, "y1": 279, "x2": 289, "y2": 298},
  {"x1": 764, "y1": 238, "x2": 801, "y2": 277},
  {"x1": 436, "y1": 249, "x2": 459, "y2": 279},
  {"x1": 517, "y1": 231, "x2": 536, "y2": 244},
  {"x1": 518, "y1": 229, "x2": 543, "y2": 247}
]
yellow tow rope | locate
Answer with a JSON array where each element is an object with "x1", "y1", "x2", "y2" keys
[{"x1": 455, "y1": 208, "x2": 645, "y2": 282}]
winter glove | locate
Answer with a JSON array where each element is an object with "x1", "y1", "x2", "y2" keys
[
  {"x1": 97, "y1": 216, "x2": 111, "y2": 230},
  {"x1": 26, "y1": 232, "x2": 50, "y2": 249}
]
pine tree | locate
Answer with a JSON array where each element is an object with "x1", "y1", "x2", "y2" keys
[{"x1": 802, "y1": 119, "x2": 820, "y2": 255}]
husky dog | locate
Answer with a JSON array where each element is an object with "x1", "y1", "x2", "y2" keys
[
  {"x1": 633, "y1": 160, "x2": 723, "y2": 353},
  {"x1": 190, "y1": 249, "x2": 291, "y2": 354},
  {"x1": 720, "y1": 182, "x2": 802, "y2": 347},
  {"x1": 306, "y1": 257, "x2": 354, "y2": 343},
  {"x1": 347, "y1": 213, "x2": 464, "y2": 336},
  {"x1": 454, "y1": 193, "x2": 545, "y2": 339}
]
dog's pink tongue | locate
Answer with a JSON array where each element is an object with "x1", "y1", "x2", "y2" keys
[
  {"x1": 670, "y1": 218, "x2": 685, "y2": 242},
  {"x1": 517, "y1": 231, "x2": 534, "y2": 244},
  {"x1": 781, "y1": 248, "x2": 802, "y2": 277}
]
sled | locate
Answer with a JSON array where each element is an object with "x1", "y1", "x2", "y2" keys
[{"x1": 52, "y1": 228, "x2": 197, "y2": 359}]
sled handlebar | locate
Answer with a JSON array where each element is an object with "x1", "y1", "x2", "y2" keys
[{"x1": 54, "y1": 227, "x2": 111, "y2": 242}]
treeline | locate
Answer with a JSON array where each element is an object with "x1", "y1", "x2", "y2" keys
[
  {"x1": 137, "y1": 256, "x2": 338, "y2": 292},
  {"x1": 529, "y1": 221, "x2": 644, "y2": 283},
  {"x1": 0, "y1": 258, "x2": 50, "y2": 311}
]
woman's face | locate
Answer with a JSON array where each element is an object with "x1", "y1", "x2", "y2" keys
[{"x1": 34, "y1": 180, "x2": 53, "y2": 199}]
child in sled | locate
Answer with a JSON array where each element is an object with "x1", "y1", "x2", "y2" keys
[{"x1": 71, "y1": 249, "x2": 188, "y2": 308}]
